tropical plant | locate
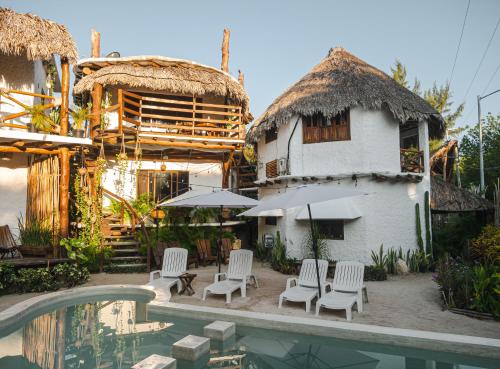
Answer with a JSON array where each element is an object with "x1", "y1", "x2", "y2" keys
[
  {"x1": 24, "y1": 103, "x2": 57, "y2": 132},
  {"x1": 470, "y1": 265, "x2": 500, "y2": 316},
  {"x1": 405, "y1": 249, "x2": 431, "y2": 272},
  {"x1": 17, "y1": 215, "x2": 52, "y2": 247},
  {"x1": 433, "y1": 213, "x2": 483, "y2": 258},
  {"x1": 371, "y1": 244, "x2": 387, "y2": 270},
  {"x1": 386, "y1": 248, "x2": 398, "y2": 275},
  {"x1": 364, "y1": 265, "x2": 387, "y2": 281},
  {"x1": 470, "y1": 225, "x2": 500, "y2": 265},
  {"x1": 70, "y1": 103, "x2": 91, "y2": 130},
  {"x1": 0, "y1": 262, "x2": 16, "y2": 293},
  {"x1": 60, "y1": 237, "x2": 89, "y2": 263},
  {"x1": 302, "y1": 223, "x2": 330, "y2": 260}
]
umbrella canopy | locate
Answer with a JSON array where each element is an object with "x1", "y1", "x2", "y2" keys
[
  {"x1": 159, "y1": 189, "x2": 259, "y2": 208},
  {"x1": 240, "y1": 184, "x2": 367, "y2": 216}
]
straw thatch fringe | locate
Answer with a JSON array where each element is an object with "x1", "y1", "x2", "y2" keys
[
  {"x1": 73, "y1": 64, "x2": 250, "y2": 115},
  {"x1": 0, "y1": 7, "x2": 77, "y2": 63},
  {"x1": 431, "y1": 176, "x2": 493, "y2": 213},
  {"x1": 250, "y1": 47, "x2": 444, "y2": 142}
]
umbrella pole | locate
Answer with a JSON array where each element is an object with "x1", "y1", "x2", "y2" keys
[
  {"x1": 218, "y1": 204, "x2": 223, "y2": 273},
  {"x1": 307, "y1": 204, "x2": 322, "y2": 298}
]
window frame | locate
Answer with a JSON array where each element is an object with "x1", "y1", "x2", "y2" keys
[
  {"x1": 302, "y1": 110, "x2": 351, "y2": 144},
  {"x1": 265, "y1": 125, "x2": 278, "y2": 143},
  {"x1": 137, "y1": 169, "x2": 190, "y2": 202},
  {"x1": 315, "y1": 219, "x2": 344, "y2": 240}
]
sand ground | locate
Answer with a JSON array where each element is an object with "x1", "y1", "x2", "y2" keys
[{"x1": 1, "y1": 261, "x2": 499, "y2": 339}]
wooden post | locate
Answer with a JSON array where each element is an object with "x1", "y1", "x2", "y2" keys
[
  {"x1": 59, "y1": 58, "x2": 70, "y2": 136},
  {"x1": 90, "y1": 29, "x2": 102, "y2": 139},
  {"x1": 55, "y1": 308, "x2": 66, "y2": 369},
  {"x1": 222, "y1": 151, "x2": 234, "y2": 189},
  {"x1": 238, "y1": 70, "x2": 244, "y2": 87},
  {"x1": 91, "y1": 29, "x2": 101, "y2": 58},
  {"x1": 221, "y1": 28, "x2": 230, "y2": 73},
  {"x1": 59, "y1": 147, "x2": 70, "y2": 243},
  {"x1": 117, "y1": 88, "x2": 123, "y2": 134}
]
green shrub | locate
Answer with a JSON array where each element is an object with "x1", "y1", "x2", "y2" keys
[
  {"x1": 364, "y1": 265, "x2": 387, "y2": 281},
  {"x1": 470, "y1": 264, "x2": 500, "y2": 317},
  {"x1": 52, "y1": 263, "x2": 90, "y2": 287},
  {"x1": 15, "y1": 268, "x2": 58, "y2": 293},
  {"x1": 433, "y1": 214, "x2": 483, "y2": 258},
  {"x1": 0, "y1": 263, "x2": 16, "y2": 293},
  {"x1": 471, "y1": 225, "x2": 500, "y2": 265},
  {"x1": 103, "y1": 263, "x2": 147, "y2": 273}
]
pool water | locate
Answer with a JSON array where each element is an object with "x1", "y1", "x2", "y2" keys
[{"x1": 0, "y1": 299, "x2": 495, "y2": 369}]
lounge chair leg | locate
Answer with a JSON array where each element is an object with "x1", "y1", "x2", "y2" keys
[
  {"x1": 252, "y1": 275, "x2": 259, "y2": 288},
  {"x1": 202, "y1": 288, "x2": 208, "y2": 301},
  {"x1": 305, "y1": 300, "x2": 311, "y2": 313},
  {"x1": 278, "y1": 296, "x2": 283, "y2": 309},
  {"x1": 357, "y1": 290, "x2": 363, "y2": 313},
  {"x1": 241, "y1": 284, "x2": 247, "y2": 298},
  {"x1": 226, "y1": 293, "x2": 231, "y2": 303},
  {"x1": 315, "y1": 304, "x2": 321, "y2": 316},
  {"x1": 346, "y1": 307, "x2": 352, "y2": 321}
]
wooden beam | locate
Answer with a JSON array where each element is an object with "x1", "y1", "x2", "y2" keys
[
  {"x1": 90, "y1": 83, "x2": 103, "y2": 138},
  {"x1": 59, "y1": 58, "x2": 70, "y2": 136},
  {"x1": 221, "y1": 28, "x2": 230, "y2": 73},
  {"x1": 222, "y1": 151, "x2": 234, "y2": 188},
  {"x1": 58, "y1": 147, "x2": 70, "y2": 240},
  {"x1": 138, "y1": 138, "x2": 236, "y2": 151},
  {"x1": 91, "y1": 29, "x2": 101, "y2": 58},
  {"x1": 238, "y1": 70, "x2": 244, "y2": 87},
  {"x1": 0, "y1": 146, "x2": 61, "y2": 155}
]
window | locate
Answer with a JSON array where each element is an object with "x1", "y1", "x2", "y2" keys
[
  {"x1": 316, "y1": 220, "x2": 344, "y2": 240},
  {"x1": 265, "y1": 125, "x2": 278, "y2": 143},
  {"x1": 137, "y1": 170, "x2": 189, "y2": 202},
  {"x1": 265, "y1": 217, "x2": 277, "y2": 226},
  {"x1": 303, "y1": 110, "x2": 350, "y2": 144}
]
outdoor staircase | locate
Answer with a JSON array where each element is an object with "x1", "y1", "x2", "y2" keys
[{"x1": 102, "y1": 215, "x2": 147, "y2": 271}]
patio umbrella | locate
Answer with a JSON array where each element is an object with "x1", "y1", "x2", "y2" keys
[
  {"x1": 240, "y1": 184, "x2": 367, "y2": 297},
  {"x1": 159, "y1": 190, "x2": 258, "y2": 272}
]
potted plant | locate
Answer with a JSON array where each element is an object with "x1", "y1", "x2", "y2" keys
[
  {"x1": 24, "y1": 104, "x2": 56, "y2": 133},
  {"x1": 70, "y1": 104, "x2": 90, "y2": 138},
  {"x1": 17, "y1": 216, "x2": 53, "y2": 257}
]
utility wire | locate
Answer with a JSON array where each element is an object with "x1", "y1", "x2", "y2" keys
[
  {"x1": 449, "y1": 0, "x2": 471, "y2": 87},
  {"x1": 462, "y1": 14, "x2": 500, "y2": 101},
  {"x1": 481, "y1": 61, "x2": 500, "y2": 95}
]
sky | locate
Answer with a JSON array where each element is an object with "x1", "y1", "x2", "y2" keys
[{"x1": 4, "y1": 0, "x2": 500, "y2": 130}]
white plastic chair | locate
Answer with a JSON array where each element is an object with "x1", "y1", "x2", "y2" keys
[
  {"x1": 203, "y1": 249, "x2": 258, "y2": 303},
  {"x1": 148, "y1": 247, "x2": 188, "y2": 293},
  {"x1": 315, "y1": 261, "x2": 365, "y2": 320},
  {"x1": 278, "y1": 259, "x2": 329, "y2": 313}
]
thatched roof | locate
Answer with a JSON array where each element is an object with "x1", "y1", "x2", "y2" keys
[
  {"x1": 430, "y1": 140, "x2": 458, "y2": 182},
  {"x1": 431, "y1": 176, "x2": 494, "y2": 213},
  {"x1": 0, "y1": 8, "x2": 77, "y2": 63},
  {"x1": 73, "y1": 56, "x2": 250, "y2": 116},
  {"x1": 250, "y1": 47, "x2": 444, "y2": 142}
]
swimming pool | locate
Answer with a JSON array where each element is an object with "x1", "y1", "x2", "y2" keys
[{"x1": 0, "y1": 293, "x2": 497, "y2": 369}]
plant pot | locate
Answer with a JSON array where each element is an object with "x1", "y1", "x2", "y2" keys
[
  {"x1": 20, "y1": 245, "x2": 52, "y2": 257},
  {"x1": 26, "y1": 123, "x2": 37, "y2": 133},
  {"x1": 73, "y1": 129, "x2": 84, "y2": 138}
]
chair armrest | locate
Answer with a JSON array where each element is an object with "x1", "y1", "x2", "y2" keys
[
  {"x1": 214, "y1": 272, "x2": 227, "y2": 283},
  {"x1": 286, "y1": 277, "x2": 298, "y2": 290},
  {"x1": 149, "y1": 270, "x2": 161, "y2": 282}
]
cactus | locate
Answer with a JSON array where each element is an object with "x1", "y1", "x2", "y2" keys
[
  {"x1": 424, "y1": 191, "x2": 432, "y2": 257},
  {"x1": 415, "y1": 203, "x2": 424, "y2": 251}
]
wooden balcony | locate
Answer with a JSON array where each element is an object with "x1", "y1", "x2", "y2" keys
[
  {"x1": 400, "y1": 148, "x2": 424, "y2": 173},
  {"x1": 94, "y1": 89, "x2": 246, "y2": 152}
]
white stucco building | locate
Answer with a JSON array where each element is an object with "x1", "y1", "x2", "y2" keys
[{"x1": 249, "y1": 48, "x2": 444, "y2": 264}]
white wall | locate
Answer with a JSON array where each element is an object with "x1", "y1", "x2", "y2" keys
[
  {"x1": 101, "y1": 160, "x2": 223, "y2": 206},
  {"x1": 0, "y1": 154, "x2": 28, "y2": 239},
  {"x1": 256, "y1": 107, "x2": 431, "y2": 264}
]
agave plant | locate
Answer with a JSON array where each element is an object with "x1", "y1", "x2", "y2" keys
[
  {"x1": 24, "y1": 103, "x2": 56, "y2": 132},
  {"x1": 70, "y1": 103, "x2": 91, "y2": 130},
  {"x1": 371, "y1": 244, "x2": 387, "y2": 270}
]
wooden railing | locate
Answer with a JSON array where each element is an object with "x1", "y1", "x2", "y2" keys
[
  {"x1": 95, "y1": 89, "x2": 246, "y2": 145},
  {"x1": 400, "y1": 148, "x2": 424, "y2": 173},
  {"x1": 0, "y1": 89, "x2": 59, "y2": 133}
]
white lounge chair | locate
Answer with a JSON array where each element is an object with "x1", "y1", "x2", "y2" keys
[
  {"x1": 203, "y1": 249, "x2": 257, "y2": 303},
  {"x1": 315, "y1": 261, "x2": 365, "y2": 320},
  {"x1": 148, "y1": 247, "x2": 188, "y2": 293},
  {"x1": 278, "y1": 259, "x2": 329, "y2": 313}
]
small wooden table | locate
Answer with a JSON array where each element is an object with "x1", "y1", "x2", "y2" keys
[{"x1": 179, "y1": 273, "x2": 197, "y2": 296}]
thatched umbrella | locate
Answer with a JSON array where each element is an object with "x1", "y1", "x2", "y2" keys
[
  {"x1": 73, "y1": 56, "x2": 251, "y2": 118},
  {"x1": 0, "y1": 7, "x2": 77, "y2": 63},
  {"x1": 249, "y1": 47, "x2": 444, "y2": 141}
]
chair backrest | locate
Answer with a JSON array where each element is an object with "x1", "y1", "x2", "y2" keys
[
  {"x1": 196, "y1": 239, "x2": 213, "y2": 259},
  {"x1": 298, "y1": 259, "x2": 329, "y2": 288},
  {"x1": 0, "y1": 225, "x2": 17, "y2": 250},
  {"x1": 227, "y1": 249, "x2": 253, "y2": 280},
  {"x1": 331, "y1": 261, "x2": 365, "y2": 293},
  {"x1": 220, "y1": 238, "x2": 232, "y2": 259},
  {"x1": 161, "y1": 247, "x2": 188, "y2": 277}
]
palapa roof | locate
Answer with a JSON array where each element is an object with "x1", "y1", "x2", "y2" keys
[
  {"x1": 0, "y1": 7, "x2": 77, "y2": 63},
  {"x1": 431, "y1": 176, "x2": 494, "y2": 213},
  {"x1": 249, "y1": 47, "x2": 444, "y2": 142},
  {"x1": 73, "y1": 56, "x2": 250, "y2": 117}
]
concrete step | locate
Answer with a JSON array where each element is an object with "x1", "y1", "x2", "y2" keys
[
  {"x1": 110, "y1": 256, "x2": 146, "y2": 262},
  {"x1": 105, "y1": 240, "x2": 139, "y2": 247},
  {"x1": 113, "y1": 248, "x2": 141, "y2": 254}
]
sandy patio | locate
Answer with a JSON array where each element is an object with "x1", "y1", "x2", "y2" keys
[{"x1": 1, "y1": 260, "x2": 499, "y2": 339}]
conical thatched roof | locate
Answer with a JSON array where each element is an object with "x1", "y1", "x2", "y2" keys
[
  {"x1": 0, "y1": 8, "x2": 78, "y2": 63},
  {"x1": 431, "y1": 176, "x2": 493, "y2": 213},
  {"x1": 73, "y1": 56, "x2": 250, "y2": 117},
  {"x1": 250, "y1": 47, "x2": 444, "y2": 142}
]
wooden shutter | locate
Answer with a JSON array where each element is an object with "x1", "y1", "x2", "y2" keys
[{"x1": 265, "y1": 159, "x2": 278, "y2": 178}]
